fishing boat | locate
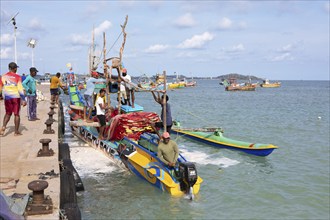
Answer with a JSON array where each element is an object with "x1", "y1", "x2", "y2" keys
[
  {"x1": 68, "y1": 85, "x2": 203, "y2": 197},
  {"x1": 221, "y1": 78, "x2": 256, "y2": 91},
  {"x1": 260, "y1": 79, "x2": 281, "y2": 88},
  {"x1": 118, "y1": 133, "x2": 203, "y2": 197},
  {"x1": 171, "y1": 125, "x2": 278, "y2": 156},
  {"x1": 67, "y1": 16, "x2": 203, "y2": 198}
]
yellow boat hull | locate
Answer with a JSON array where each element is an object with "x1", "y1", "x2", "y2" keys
[{"x1": 124, "y1": 139, "x2": 203, "y2": 196}]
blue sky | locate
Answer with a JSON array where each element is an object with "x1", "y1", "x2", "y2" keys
[{"x1": 1, "y1": 1, "x2": 329, "y2": 80}]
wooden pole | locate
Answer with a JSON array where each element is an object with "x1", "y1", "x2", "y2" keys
[
  {"x1": 162, "y1": 70, "x2": 167, "y2": 132},
  {"x1": 103, "y1": 32, "x2": 110, "y2": 107},
  {"x1": 117, "y1": 15, "x2": 128, "y2": 115}
]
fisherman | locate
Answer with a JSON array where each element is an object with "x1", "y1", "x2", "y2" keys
[
  {"x1": 83, "y1": 71, "x2": 106, "y2": 122},
  {"x1": 22, "y1": 67, "x2": 40, "y2": 121},
  {"x1": 120, "y1": 68, "x2": 135, "y2": 108},
  {"x1": 0, "y1": 62, "x2": 27, "y2": 136},
  {"x1": 95, "y1": 88, "x2": 109, "y2": 140},
  {"x1": 50, "y1": 72, "x2": 66, "y2": 105},
  {"x1": 157, "y1": 132, "x2": 179, "y2": 167},
  {"x1": 151, "y1": 91, "x2": 173, "y2": 133}
]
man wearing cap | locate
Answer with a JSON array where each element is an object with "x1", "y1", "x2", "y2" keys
[
  {"x1": 0, "y1": 62, "x2": 27, "y2": 136},
  {"x1": 119, "y1": 68, "x2": 135, "y2": 108},
  {"x1": 157, "y1": 132, "x2": 179, "y2": 167},
  {"x1": 22, "y1": 67, "x2": 39, "y2": 121},
  {"x1": 83, "y1": 71, "x2": 106, "y2": 122}
]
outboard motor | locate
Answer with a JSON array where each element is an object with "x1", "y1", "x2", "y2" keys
[{"x1": 178, "y1": 162, "x2": 198, "y2": 200}]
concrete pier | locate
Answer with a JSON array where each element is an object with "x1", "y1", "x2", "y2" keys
[{"x1": 0, "y1": 85, "x2": 60, "y2": 219}]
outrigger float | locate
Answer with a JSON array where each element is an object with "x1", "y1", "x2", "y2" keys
[
  {"x1": 171, "y1": 125, "x2": 278, "y2": 156},
  {"x1": 67, "y1": 16, "x2": 202, "y2": 199}
]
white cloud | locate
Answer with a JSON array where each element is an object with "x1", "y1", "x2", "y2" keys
[
  {"x1": 28, "y1": 18, "x2": 45, "y2": 31},
  {"x1": 177, "y1": 32, "x2": 214, "y2": 49},
  {"x1": 144, "y1": 44, "x2": 169, "y2": 53},
  {"x1": 218, "y1": 17, "x2": 233, "y2": 30},
  {"x1": 174, "y1": 13, "x2": 196, "y2": 28},
  {"x1": 69, "y1": 34, "x2": 90, "y2": 46},
  {"x1": 270, "y1": 52, "x2": 294, "y2": 62},
  {"x1": 278, "y1": 44, "x2": 294, "y2": 52},
  {"x1": 0, "y1": 47, "x2": 12, "y2": 59},
  {"x1": 94, "y1": 20, "x2": 112, "y2": 36},
  {"x1": 227, "y1": 44, "x2": 245, "y2": 52},
  {"x1": 0, "y1": 33, "x2": 13, "y2": 45},
  {"x1": 217, "y1": 17, "x2": 247, "y2": 30}
]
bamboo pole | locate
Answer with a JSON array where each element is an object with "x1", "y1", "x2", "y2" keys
[
  {"x1": 117, "y1": 15, "x2": 128, "y2": 115},
  {"x1": 103, "y1": 32, "x2": 110, "y2": 107},
  {"x1": 162, "y1": 70, "x2": 167, "y2": 132}
]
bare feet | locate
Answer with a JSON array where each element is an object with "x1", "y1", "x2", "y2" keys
[
  {"x1": 0, "y1": 127, "x2": 5, "y2": 136},
  {"x1": 14, "y1": 132, "x2": 22, "y2": 136}
]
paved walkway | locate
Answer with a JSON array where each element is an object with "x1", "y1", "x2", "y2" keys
[{"x1": 0, "y1": 84, "x2": 60, "y2": 219}]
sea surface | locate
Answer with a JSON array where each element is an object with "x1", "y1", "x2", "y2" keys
[{"x1": 62, "y1": 80, "x2": 330, "y2": 220}]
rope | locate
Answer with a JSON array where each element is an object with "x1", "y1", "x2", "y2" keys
[
  {"x1": 95, "y1": 31, "x2": 123, "y2": 68},
  {"x1": 175, "y1": 105, "x2": 218, "y2": 126}
]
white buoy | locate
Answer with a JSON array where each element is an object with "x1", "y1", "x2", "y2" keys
[{"x1": 318, "y1": 116, "x2": 322, "y2": 119}]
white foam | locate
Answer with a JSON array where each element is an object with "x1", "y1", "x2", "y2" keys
[
  {"x1": 179, "y1": 148, "x2": 240, "y2": 168},
  {"x1": 70, "y1": 147, "x2": 119, "y2": 177}
]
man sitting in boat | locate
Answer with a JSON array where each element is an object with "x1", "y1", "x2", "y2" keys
[{"x1": 157, "y1": 132, "x2": 179, "y2": 167}]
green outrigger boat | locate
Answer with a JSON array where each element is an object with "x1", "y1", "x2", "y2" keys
[{"x1": 171, "y1": 125, "x2": 278, "y2": 156}]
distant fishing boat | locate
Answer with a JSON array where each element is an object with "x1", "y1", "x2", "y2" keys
[
  {"x1": 260, "y1": 79, "x2": 281, "y2": 88},
  {"x1": 221, "y1": 78, "x2": 256, "y2": 91},
  {"x1": 172, "y1": 125, "x2": 278, "y2": 156}
]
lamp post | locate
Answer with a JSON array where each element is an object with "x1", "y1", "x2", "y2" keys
[
  {"x1": 27, "y1": 39, "x2": 37, "y2": 67},
  {"x1": 8, "y1": 12, "x2": 19, "y2": 63}
]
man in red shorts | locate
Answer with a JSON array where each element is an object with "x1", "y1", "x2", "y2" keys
[{"x1": 0, "y1": 62, "x2": 27, "y2": 136}]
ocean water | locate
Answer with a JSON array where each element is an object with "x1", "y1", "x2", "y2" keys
[{"x1": 62, "y1": 80, "x2": 330, "y2": 220}]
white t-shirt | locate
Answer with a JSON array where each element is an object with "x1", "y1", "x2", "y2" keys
[
  {"x1": 96, "y1": 96, "x2": 105, "y2": 115},
  {"x1": 121, "y1": 75, "x2": 132, "y2": 90}
]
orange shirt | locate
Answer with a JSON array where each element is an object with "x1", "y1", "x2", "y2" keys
[{"x1": 50, "y1": 76, "x2": 63, "y2": 89}]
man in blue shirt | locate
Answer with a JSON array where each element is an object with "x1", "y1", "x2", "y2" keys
[
  {"x1": 22, "y1": 67, "x2": 39, "y2": 121},
  {"x1": 84, "y1": 71, "x2": 105, "y2": 122}
]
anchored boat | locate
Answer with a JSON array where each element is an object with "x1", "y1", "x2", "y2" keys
[
  {"x1": 172, "y1": 126, "x2": 278, "y2": 156},
  {"x1": 68, "y1": 85, "x2": 203, "y2": 197}
]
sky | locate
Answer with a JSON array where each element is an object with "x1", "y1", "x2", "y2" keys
[{"x1": 1, "y1": 1, "x2": 329, "y2": 80}]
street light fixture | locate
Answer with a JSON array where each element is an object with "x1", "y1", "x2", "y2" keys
[
  {"x1": 7, "y1": 12, "x2": 19, "y2": 63},
  {"x1": 27, "y1": 38, "x2": 37, "y2": 67}
]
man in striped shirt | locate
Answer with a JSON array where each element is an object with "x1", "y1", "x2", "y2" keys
[{"x1": 0, "y1": 62, "x2": 27, "y2": 136}]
